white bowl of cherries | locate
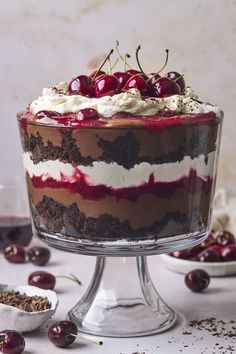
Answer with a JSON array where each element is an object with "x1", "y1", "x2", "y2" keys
[{"x1": 161, "y1": 229, "x2": 236, "y2": 277}]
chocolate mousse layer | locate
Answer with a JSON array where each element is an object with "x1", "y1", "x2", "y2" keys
[{"x1": 18, "y1": 111, "x2": 222, "y2": 242}]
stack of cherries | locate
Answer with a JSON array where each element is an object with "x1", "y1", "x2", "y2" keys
[
  {"x1": 35, "y1": 47, "x2": 185, "y2": 123},
  {"x1": 170, "y1": 229, "x2": 236, "y2": 262}
]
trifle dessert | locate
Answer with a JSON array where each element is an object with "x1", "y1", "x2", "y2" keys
[{"x1": 17, "y1": 49, "x2": 223, "y2": 244}]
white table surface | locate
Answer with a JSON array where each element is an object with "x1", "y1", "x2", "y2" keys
[{"x1": 1, "y1": 239, "x2": 236, "y2": 354}]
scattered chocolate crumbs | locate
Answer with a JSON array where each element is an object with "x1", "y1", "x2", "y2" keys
[{"x1": 0, "y1": 290, "x2": 51, "y2": 312}]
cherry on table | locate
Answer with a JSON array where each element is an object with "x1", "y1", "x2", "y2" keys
[
  {"x1": 76, "y1": 108, "x2": 100, "y2": 121},
  {"x1": 27, "y1": 246, "x2": 51, "y2": 266},
  {"x1": 68, "y1": 75, "x2": 95, "y2": 97},
  {"x1": 48, "y1": 321, "x2": 77, "y2": 348},
  {"x1": 0, "y1": 330, "x2": 25, "y2": 354},
  {"x1": 165, "y1": 71, "x2": 185, "y2": 92},
  {"x1": 185, "y1": 269, "x2": 210, "y2": 292},
  {"x1": 28, "y1": 271, "x2": 56, "y2": 290},
  {"x1": 197, "y1": 249, "x2": 222, "y2": 262},
  {"x1": 153, "y1": 77, "x2": 181, "y2": 97},
  {"x1": 221, "y1": 244, "x2": 236, "y2": 261},
  {"x1": 215, "y1": 230, "x2": 235, "y2": 247},
  {"x1": 95, "y1": 74, "x2": 121, "y2": 97},
  {"x1": 4, "y1": 244, "x2": 25, "y2": 263}
]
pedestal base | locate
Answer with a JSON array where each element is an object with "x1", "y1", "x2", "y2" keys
[{"x1": 68, "y1": 256, "x2": 176, "y2": 337}]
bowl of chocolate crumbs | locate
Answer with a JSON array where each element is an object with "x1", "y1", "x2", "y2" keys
[{"x1": 0, "y1": 284, "x2": 58, "y2": 332}]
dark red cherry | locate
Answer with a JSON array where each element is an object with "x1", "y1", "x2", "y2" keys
[
  {"x1": 197, "y1": 249, "x2": 221, "y2": 262},
  {"x1": 0, "y1": 330, "x2": 25, "y2": 354},
  {"x1": 148, "y1": 72, "x2": 161, "y2": 85},
  {"x1": 126, "y1": 69, "x2": 140, "y2": 76},
  {"x1": 89, "y1": 70, "x2": 106, "y2": 79},
  {"x1": 153, "y1": 77, "x2": 181, "y2": 97},
  {"x1": 35, "y1": 110, "x2": 61, "y2": 119},
  {"x1": 200, "y1": 233, "x2": 215, "y2": 248},
  {"x1": 207, "y1": 244, "x2": 223, "y2": 256},
  {"x1": 76, "y1": 108, "x2": 100, "y2": 121},
  {"x1": 169, "y1": 249, "x2": 192, "y2": 260},
  {"x1": 28, "y1": 271, "x2": 56, "y2": 290},
  {"x1": 27, "y1": 246, "x2": 51, "y2": 266},
  {"x1": 48, "y1": 321, "x2": 77, "y2": 348},
  {"x1": 185, "y1": 269, "x2": 210, "y2": 292},
  {"x1": 68, "y1": 75, "x2": 95, "y2": 97},
  {"x1": 95, "y1": 74, "x2": 121, "y2": 98},
  {"x1": 113, "y1": 71, "x2": 132, "y2": 87},
  {"x1": 124, "y1": 74, "x2": 150, "y2": 96},
  {"x1": 165, "y1": 71, "x2": 185, "y2": 92},
  {"x1": 4, "y1": 244, "x2": 25, "y2": 263},
  {"x1": 221, "y1": 245, "x2": 236, "y2": 261},
  {"x1": 215, "y1": 230, "x2": 235, "y2": 247}
]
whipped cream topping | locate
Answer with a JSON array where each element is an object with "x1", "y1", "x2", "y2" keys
[
  {"x1": 29, "y1": 83, "x2": 219, "y2": 118},
  {"x1": 23, "y1": 151, "x2": 215, "y2": 188}
]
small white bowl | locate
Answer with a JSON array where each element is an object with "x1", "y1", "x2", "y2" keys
[
  {"x1": 0, "y1": 284, "x2": 58, "y2": 332},
  {"x1": 160, "y1": 254, "x2": 236, "y2": 277}
]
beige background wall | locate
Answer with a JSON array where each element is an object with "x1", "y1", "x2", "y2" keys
[{"x1": 1, "y1": 0, "x2": 236, "y2": 192}]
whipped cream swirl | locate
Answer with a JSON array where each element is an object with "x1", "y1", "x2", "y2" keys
[{"x1": 29, "y1": 82, "x2": 219, "y2": 117}]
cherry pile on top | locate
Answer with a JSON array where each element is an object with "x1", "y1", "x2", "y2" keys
[
  {"x1": 35, "y1": 47, "x2": 186, "y2": 123},
  {"x1": 170, "y1": 229, "x2": 236, "y2": 262},
  {"x1": 67, "y1": 47, "x2": 185, "y2": 99}
]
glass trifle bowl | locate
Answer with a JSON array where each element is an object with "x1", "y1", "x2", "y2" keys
[{"x1": 17, "y1": 72, "x2": 223, "y2": 337}]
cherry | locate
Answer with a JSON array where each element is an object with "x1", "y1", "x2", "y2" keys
[
  {"x1": 4, "y1": 244, "x2": 25, "y2": 263},
  {"x1": 35, "y1": 110, "x2": 61, "y2": 119},
  {"x1": 207, "y1": 244, "x2": 223, "y2": 256},
  {"x1": 148, "y1": 72, "x2": 161, "y2": 85},
  {"x1": 153, "y1": 77, "x2": 181, "y2": 97},
  {"x1": 113, "y1": 71, "x2": 131, "y2": 88},
  {"x1": 169, "y1": 249, "x2": 192, "y2": 260},
  {"x1": 221, "y1": 245, "x2": 236, "y2": 261},
  {"x1": 0, "y1": 330, "x2": 25, "y2": 354},
  {"x1": 200, "y1": 233, "x2": 215, "y2": 249},
  {"x1": 126, "y1": 69, "x2": 140, "y2": 76},
  {"x1": 48, "y1": 321, "x2": 77, "y2": 348},
  {"x1": 185, "y1": 269, "x2": 210, "y2": 292},
  {"x1": 165, "y1": 71, "x2": 185, "y2": 92},
  {"x1": 76, "y1": 108, "x2": 100, "y2": 121},
  {"x1": 68, "y1": 75, "x2": 95, "y2": 97},
  {"x1": 89, "y1": 70, "x2": 106, "y2": 79},
  {"x1": 28, "y1": 271, "x2": 56, "y2": 290},
  {"x1": 215, "y1": 230, "x2": 235, "y2": 247},
  {"x1": 27, "y1": 246, "x2": 51, "y2": 266},
  {"x1": 124, "y1": 74, "x2": 150, "y2": 96},
  {"x1": 197, "y1": 249, "x2": 222, "y2": 262},
  {"x1": 95, "y1": 74, "x2": 121, "y2": 98}
]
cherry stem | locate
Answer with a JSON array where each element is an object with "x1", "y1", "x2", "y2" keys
[
  {"x1": 217, "y1": 217, "x2": 226, "y2": 229},
  {"x1": 70, "y1": 333, "x2": 103, "y2": 346},
  {"x1": 135, "y1": 45, "x2": 145, "y2": 74},
  {"x1": 115, "y1": 40, "x2": 132, "y2": 69},
  {"x1": 111, "y1": 58, "x2": 119, "y2": 70},
  {"x1": 56, "y1": 273, "x2": 82, "y2": 285},
  {"x1": 173, "y1": 73, "x2": 184, "y2": 83},
  {"x1": 147, "y1": 49, "x2": 169, "y2": 82},
  {"x1": 124, "y1": 53, "x2": 131, "y2": 71},
  {"x1": 93, "y1": 49, "x2": 114, "y2": 81}
]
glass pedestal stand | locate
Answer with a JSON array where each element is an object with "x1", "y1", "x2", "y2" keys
[{"x1": 37, "y1": 227, "x2": 208, "y2": 337}]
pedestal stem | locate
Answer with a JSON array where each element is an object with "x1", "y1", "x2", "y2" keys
[{"x1": 68, "y1": 256, "x2": 176, "y2": 337}]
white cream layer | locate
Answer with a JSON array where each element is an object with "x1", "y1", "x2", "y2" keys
[
  {"x1": 23, "y1": 151, "x2": 215, "y2": 188},
  {"x1": 30, "y1": 83, "x2": 219, "y2": 117}
]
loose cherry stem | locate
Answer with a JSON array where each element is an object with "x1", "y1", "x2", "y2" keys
[
  {"x1": 56, "y1": 273, "x2": 82, "y2": 285},
  {"x1": 115, "y1": 40, "x2": 132, "y2": 69},
  {"x1": 93, "y1": 49, "x2": 114, "y2": 81},
  {"x1": 135, "y1": 45, "x2": 145, "y2": 74},
  {"x1": 147, "y1": 49, "x2": 169, "y2": 82},
  {"x1": 70, "y1": 333, "x2": 103, "y2": 346}
]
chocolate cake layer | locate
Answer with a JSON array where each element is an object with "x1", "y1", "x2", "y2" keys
[
  {"x1": 20, "y1": 119, "x2": 218, "y2": 168},
  {"x1": 31, "y1": 196, "x2": 201, "y2": 241}
]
